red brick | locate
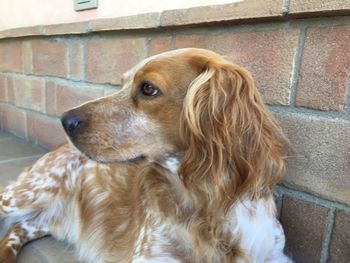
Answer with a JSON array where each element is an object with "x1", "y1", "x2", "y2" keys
[
  {"x1": 161, "y1": 0, "x2": 284, "y2": 26},
  {"x1": 0, "y1": 106, "x2": 26, "y2": 138},
  {"x1": 280, "y1": 196, "x2": 328, "y2": 263},
  {"x1": 0, "y1": 40, "x2": 22, "y2": 72},
  {"x1": 70, "y1": 42, "x2": 84, "y2": 80},
  {"x1": 329, "y1": 210, "x2": 350, "y2": 262},
  {"x1": 27, "y1": 113, "x2": 65, "y2": 150},
  {"x1": 176, "y1": 30, "x2": 299, "y2": 105},
  {"x1": 13, "y1": 77, "x2": 43, "y2": 112},
  {"x1": 0, "y1": 75, "x2": 7, "y2": 102},
  {"x1": 277, "y1": 112, "x2": 350, "y2": 205},
  {"x1": 6, "y1": 77, "x2": 15, "y2": 104},
  {"x1": 31, "y1": 40, "x2": 67, "y2": 78},
  {"x1": 55, "y1": 84, "x2": 103, "y2": 116},
  {"x1": 86, "y1": 37, "x2": 146, "y2": 84},
  {"x1": 149, "y1": 36, "x2": 173, "y2": 56},
  {"x1": 296, "y1": 26, "x2": 350, "y2": 111},
  {"x1": 289, "y1": 0, "x2": 350, "y2": 16}
]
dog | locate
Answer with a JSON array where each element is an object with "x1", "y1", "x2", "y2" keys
[{"x1": 0, "y1": 48, "x2": 291, "y2": 263}]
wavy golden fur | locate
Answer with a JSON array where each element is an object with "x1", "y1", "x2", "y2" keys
[
  {"x1": 180, "y1": 58, "x2": 287, "y2": 208},
  {"x1": 0, "y1": 48, "x2": 291, "y2": 263}
]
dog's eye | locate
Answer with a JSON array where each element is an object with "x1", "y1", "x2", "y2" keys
[{"x1": 140, "y1": 82, "x2": 160, "y2": 97}]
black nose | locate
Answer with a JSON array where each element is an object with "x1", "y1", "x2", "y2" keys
[{"x1": 61, "y1": 113, "x2": 83, "y2": 136}]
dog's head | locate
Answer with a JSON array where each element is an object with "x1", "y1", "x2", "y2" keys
[{"x1": 62, "y1": 48, "x2": 287, "y2": 201}]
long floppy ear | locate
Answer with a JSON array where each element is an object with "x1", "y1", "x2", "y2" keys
[{"x1": 179, "y1": 60, "x2": 288, "y2": 212}]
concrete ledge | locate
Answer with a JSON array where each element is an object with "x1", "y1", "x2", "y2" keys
[
  {"x1": 161, "y1": 0, "x2": 284, "y2": 27},
  {"x1": 289, "y1": 0, "x2": 350, "y2": 18},
  {"x1": 90, "y1": 12, "x2": 160, "y2": 32},
  {"x1": 1, "y1": 0, "x2": 350, "y2": 40}
]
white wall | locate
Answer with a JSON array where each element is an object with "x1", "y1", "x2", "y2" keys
[{"x1": 0, "y1": 0, "x2": 240, "y2": 31}]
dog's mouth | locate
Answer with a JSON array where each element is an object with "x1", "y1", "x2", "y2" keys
[
  {"x1": 121, "y1": 155, "x2": 146, "y2": 164},
  {"x1": 83, "y1": 151, "x2": 146, "y2": 165}
]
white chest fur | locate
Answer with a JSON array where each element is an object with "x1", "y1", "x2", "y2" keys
[{"x1": 227, "y1": 197, "x2": 291, "y2": 263}]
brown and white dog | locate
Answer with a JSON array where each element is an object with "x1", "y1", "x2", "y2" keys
[{"x1": 0, "y1": 48, "x2": 291, "y2": 263}]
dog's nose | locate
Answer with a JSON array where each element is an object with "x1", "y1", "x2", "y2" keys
[{"x1": 61, "y1": 113, "x2": 83, "y2": 136}]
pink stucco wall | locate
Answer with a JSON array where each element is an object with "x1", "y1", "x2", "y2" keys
[{"x1": 0, "y1": 0, "x2": 239, "y2": 31}]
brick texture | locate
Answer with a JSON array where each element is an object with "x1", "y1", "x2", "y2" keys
[
  {"x1": 31, "y1": 39, "x2": 67, "y2": 78},
  {"x1": 176, "y1": 30, "x2": 299, "y2": 105},
  {"x1": 329, "y1": 210, "x2": 350, "y2": 262},
  {"x1": 13, "y1": 77, "x2": 43, "y2": 112},
  {"x1": 86, "y1": 37, "x2": 146, "y2": 84},
  {"x1": 149, "y1": 36, "x2": 173, "y2": 56},
  {"x1": 277, "y1": 112, "x2": 350, "y2": 205},
  {"x1": 0, "y1": 106, "x2": 27, "y2": 139},
  {"x1": 45, "y1": 81, "x2": 56, "y2": 116},
  {"x1": 45, "y1": 81, "x2": 103, "y2": 116},
  {"x1": 280, "y1": 196, "x2": 328, "y2": 263},
  {"x1": 296, "y1": 26, "x2": 350, "y2": 111},
  {"x1": 161, "y1": 0, "x2": 284, "y2": 26},
  {"x1": 27, "y1": 113, "x2": 65, "y2": 149},
  {"x1": 0, "y1": 40, "x2": 22, "y2": 72},
  {"x1": 55, "y1": 83, "x2": 103, "y2": 115},
  {"x1": 22, "y1": 41, "x2": 32, "y2": 73}
]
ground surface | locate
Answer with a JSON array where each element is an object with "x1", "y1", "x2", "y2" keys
[{"x1": 0, "y1": 131, "x2": 76, "y2": 262}]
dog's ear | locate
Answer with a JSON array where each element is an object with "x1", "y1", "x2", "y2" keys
[{"x1": 179, "y1": 60, "x2": 288, "y2": 210}]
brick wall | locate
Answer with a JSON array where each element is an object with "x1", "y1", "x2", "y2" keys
[{"x1": 0, "y1": 1, "x2": 349, "y2": 262}]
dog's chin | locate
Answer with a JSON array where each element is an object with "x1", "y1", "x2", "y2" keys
[{"x1": 66, "y1": 138, "x2": 147, "y2": 164}]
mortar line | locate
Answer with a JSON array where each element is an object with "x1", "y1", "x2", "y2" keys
[
  {"x1": 282, "y1": 0, "x2": 290, "y2": 16},
  {"x1": 23, "y1": 109, "x2": 29, "y2": 142},
  {"x1": 344, "y1": 74, "x2": 350, "y2": 113},
  {"x1": 171, "y1": 29, "x2": 176, "y2": 49},
  {"x1": 288, "y1": 26, "x2": 306, "y2": 107},
  {"x1": 66, "y1": 38, "x2": 72, "y2": 79},
  {"x1": 4, "y1": 73, "x2": 8, "y2": 102},
  {"x1": 277, "y1": 185, "x2": 350, "y2": 212},
  {"x1": 320, "y1": 208, "x2": 335, "y2": 263},
  {"x1": 40, "y1": 79, "x2": 46, "y2": 116},
  {"x1": 269, "y1": 105, "x2": 350, "y2": 121},
  {"x1": 29, "y1": 41, "x2": 33, "y2": 73},
  {"x1": 81, "y1": 39, "x2": 87, "y2": 81},
  {"x1": 145, "y1": 36, "x2": 151, "y2": 58},
  {"x1": 53, "y1": 80, "x2": 57, "y2": 116},
  {"x1": 0, "y1": 72, "x2": 119, "y2": 91}
]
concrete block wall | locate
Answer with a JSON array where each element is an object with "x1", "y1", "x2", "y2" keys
[{"x1": 0, "y1": 1, "x2": 349, "y2": 262}]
